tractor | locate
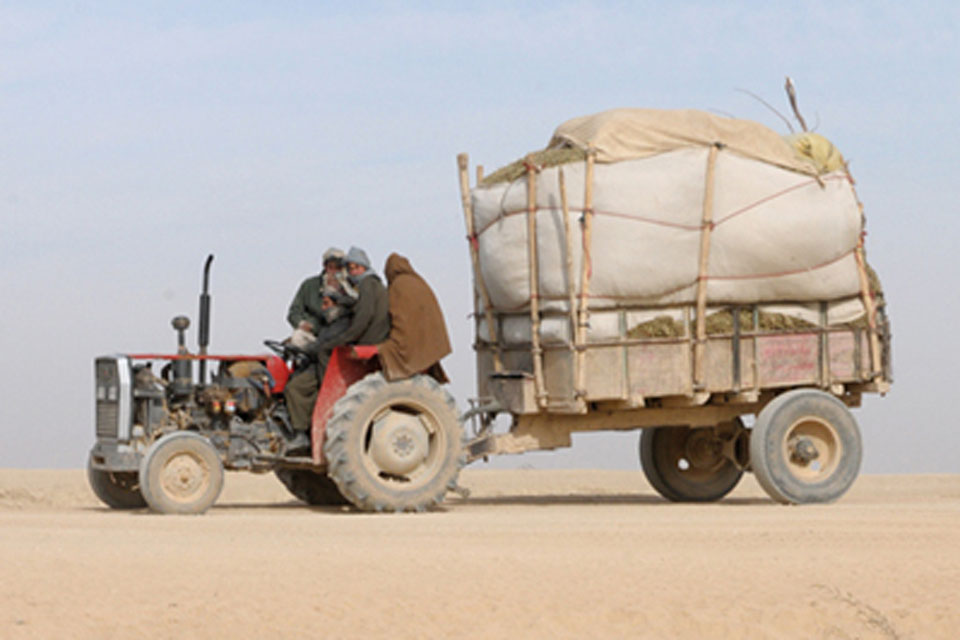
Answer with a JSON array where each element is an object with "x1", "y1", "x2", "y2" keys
[{"x1": 88, "y1": 256, "x2": 464, "y2": 514}]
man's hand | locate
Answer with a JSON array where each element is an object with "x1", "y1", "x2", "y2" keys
[{"x1": 297, "y1": 320, "x2": 314, "y2": 332}]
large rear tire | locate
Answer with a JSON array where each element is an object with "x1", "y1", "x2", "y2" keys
[
  {"x1": 324, "y1": 372, "x2": 464, "y2": 513},
  {"x1": 139, "y1": 432, "x2": 224, "y2": 514},
  {"x1": 750, "y1": 389, "x2": 862, "y2": 504},
  {"x1": 274, "y1": 468, "x2": 349, "y2": 506},
  {"x1": 87, "y1": 454, "x2": 146, "y2": 509},
  {"x1": 640, "y1": 423, "x2": 744, "y2": 502}
]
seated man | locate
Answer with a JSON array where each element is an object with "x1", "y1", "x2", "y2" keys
[
  {"x1": 305, "y1": 246, "x2": 390, "y2": 360},
  {"x1": 376, "y1": 253, "x2": 452, "y2": 382},
  {"x1": 283, "y1": 248, "x2": 356, "y2": 434},
  {"x1": 286, "y1": 247, "x2": 357, "y2": 348},
  {"x1": 284, "y1": 246, "x2": 389, "y2": 434}
]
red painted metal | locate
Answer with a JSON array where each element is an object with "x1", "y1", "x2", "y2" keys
[
  {"x1": 264, "y1": 355, "x2": 291, "y2": 393},
  {"x1": 350, "y1": 345, "x2": 380, "y2": 360},
  {"x1": 127, "y1": 353, "x2": 271, "y2": 361},
  {"x1": 310, "y1": 345, "x2": 381, "y2": 464}
]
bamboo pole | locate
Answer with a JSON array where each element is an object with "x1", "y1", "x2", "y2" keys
[
  {"x1": 854, "y1": 244, "x2": 882, "y2": 381},
  {"x1": 476, "y1": 165, "x2": 484, "y2": 184},
  {"x1": 526, "y1": 158, "x2": 546, "y2": 407},
  {"x1": 575, "y1": 150, "x2": 596, "y2": 398},
  {"x1": 457, "y1": 153, "x2": 502, "y2": 372},
  {"x1": 693, "y1": 144, "x2": 720, "y2": 389},
  {"x1": 559, "y1": 168, "x2": 577, "y2": 356}
]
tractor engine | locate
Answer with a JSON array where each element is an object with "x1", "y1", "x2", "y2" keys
[{"x1": 92, "y1": 314, "x2": 292, "y2": 476}]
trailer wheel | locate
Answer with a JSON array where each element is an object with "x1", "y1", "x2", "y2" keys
[
  {"x1": 324, "y1": 372, "x2": 464, "y2": 513},
  {"x1": 640, "y1": 424, "x2": 744, "y2": 502},
  {"x1": 274, "y1": 468, "x2": 349, "y2": 506},
  {"x1": 87, "y1": 454, "x2": 146, "y2": 509},
  {"x1": 139, "y1": 432, "x2": 224, "y2": 514},
  {"x1": 750, "y1": 389, "x2": 862, "y2": 504}
]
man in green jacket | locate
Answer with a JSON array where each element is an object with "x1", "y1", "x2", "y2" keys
[
  {"x1": 286, "y1": 247, "x2": 356, "y2": 345},
  {"x1": 284, "y1": 246, "x2": 389, "y2": 434}
]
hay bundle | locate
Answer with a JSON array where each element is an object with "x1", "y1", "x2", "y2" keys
[
  {"x1": 480, "y1": 147, "x2": 586, "y2": 187},
  {"x1": 626, "y1": 309, "x2": 821, "y2": 339}
]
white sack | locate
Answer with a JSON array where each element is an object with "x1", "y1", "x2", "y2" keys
[{"x1": 471, "y1": 147, "x2": 863, "y2": 312}]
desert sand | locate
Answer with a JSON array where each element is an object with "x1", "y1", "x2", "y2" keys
[{"x1": 1, "y1": 468, "x2": 958, "y2": 639}]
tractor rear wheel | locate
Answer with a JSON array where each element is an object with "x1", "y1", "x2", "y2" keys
[
  {"x1": 640, "y1": 423, "x2": 744, "y2": 502},
  {"x1": 274, "y1": 468, "x2": 349, "y2": 506},
  {"x1": 324, "y1": 372, "x2": 464, "y2": 513},
  {"x1": 87, "y1": 454, "x2": 146, "y2": 509},
  {"x1": 139, "y1": 432, "x2": 224, "y2": 514}
]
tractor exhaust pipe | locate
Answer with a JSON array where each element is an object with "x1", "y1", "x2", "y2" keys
[{"x1": 198, "y1": 254, "x2": 214, "y2": 385}]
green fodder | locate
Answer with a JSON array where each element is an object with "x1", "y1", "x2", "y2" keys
[
  {"x1": 626, "y1": 309, "x2": 819, "y2": 339},
  {"x1": 626, "y1": 315, "x2": 685, "y2": 339},
  {"x1": 480, "y1": 146, "x2": 587, "y2": 187}
]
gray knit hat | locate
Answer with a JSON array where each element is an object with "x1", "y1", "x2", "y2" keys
[{"x1": 345, "y1": 246, "x2": 371, "y2": 269}]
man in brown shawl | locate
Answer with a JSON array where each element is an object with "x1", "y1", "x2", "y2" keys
[{"x1": 377, "y1": 253, "x2": 452, "y2": 382}]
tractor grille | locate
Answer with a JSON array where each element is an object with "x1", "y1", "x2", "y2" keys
[
  {"x1": 95, "y1": 357, "x2": 124, "y2": 439},
  {"x1": 96, "y1": 401, "x2": 119, "y2": 438}
]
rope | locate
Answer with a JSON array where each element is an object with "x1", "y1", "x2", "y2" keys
[
  {"x1": 484, "y1": 248, "x2": 857, "y2": 312},
  {"x1": 473, "y1": 173, "x2": 848, "y2": 239}
]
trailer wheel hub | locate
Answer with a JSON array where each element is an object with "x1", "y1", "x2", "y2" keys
[
  {"x1": 369, "y1": 410, "x2": 430, "y2": 476},
  {"x1": 685, "y1": 429, "x2": 724, "y2": 470}
]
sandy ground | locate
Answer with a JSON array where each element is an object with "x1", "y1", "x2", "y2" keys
[{"x1": 1, "y1": 469, "x2": 958, "y2": 639}]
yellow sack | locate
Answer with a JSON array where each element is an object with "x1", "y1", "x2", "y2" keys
[{"x1": 783, "y1": 132, "x2": 846, "y2": 174}]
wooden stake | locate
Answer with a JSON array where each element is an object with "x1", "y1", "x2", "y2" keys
[
  {"x1": 693, "y1": 144, "x2": 720, "y2": 389},
  {"x1": 526, "y1": 158, "x2": 546, "y2": 407},
  {"x1": 559, "y1": 168, "x2": 577, "y2": 353},
  {"x1": 575, "y1": 150, "x2": 596, "y2": 398},
  {"x1": 476, "y1": 165, "x2": 484, "y2": 184},
  {"x1": 457, "y1": 153, "x2": 502, "y2": 372},
  {"x1": 854, "y1": 245, "x2": 882, "y2": 381}
]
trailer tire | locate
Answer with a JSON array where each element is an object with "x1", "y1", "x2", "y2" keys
[
  {"x1": 139, "y1": 432, "x2": 224, "y2": 514},
  {"x1": 640, "y1": 425, "x2": 743, "y2": 502},
  {"x1": 750, "y1": 389, "x2": 862, "y2": 504},
  {"x1": 275, "y1": 468, "x2": 349, "y2": 506},
  {"x1": 87, "y1": 455, "x2": 146, "y2": 509},
  {"x1": 324, "y1": 372, "x2": 464, "y2": 513}
]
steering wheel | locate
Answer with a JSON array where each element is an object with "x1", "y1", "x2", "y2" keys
[
  {"x1": 264, "y1": 339, "x2": 291, "y2": 357},
  {"x1": 264, "y1": 339, "x2": 312, "y2": 369}
]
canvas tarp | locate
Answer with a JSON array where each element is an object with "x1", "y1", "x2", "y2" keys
[
  {"x1": 548, "y1": 108, "x2": 821, "y2": 175},
  {"x1": 471, "y1": 145, "x2": 864, "y2": 314}
]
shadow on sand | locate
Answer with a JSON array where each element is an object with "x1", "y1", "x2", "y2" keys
[
  {"x1": 80, "y1": 493, "x2": 771, "y2": 514},
  {"x1": 447, "y1": 493, "x2": 771, "y2": 507}
]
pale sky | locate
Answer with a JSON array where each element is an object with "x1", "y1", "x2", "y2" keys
[{"x1": 1, "y1": 1, "x2": 957, "y2": 472}]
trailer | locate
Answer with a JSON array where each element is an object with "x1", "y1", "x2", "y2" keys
[{"x1": 456, "y1": 108, "x2": 891, "y2": 504}]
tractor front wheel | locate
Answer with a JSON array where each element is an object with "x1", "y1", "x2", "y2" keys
[
  {"x1": 324, "y1": 373, "x2": 463, "y2": 513},
  {"x1": 139, "y1": 432, "x2": 224, "y2": 514}
]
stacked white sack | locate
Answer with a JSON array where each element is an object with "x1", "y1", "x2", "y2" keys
[{"x1": 471, "y1": 146, "x2": 863, "y2": 314}]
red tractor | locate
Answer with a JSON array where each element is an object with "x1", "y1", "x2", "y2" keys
[{"x1": 88, "y1": 256, "x2": 464, "y2": 514}]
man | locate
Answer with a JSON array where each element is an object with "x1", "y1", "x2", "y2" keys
[
  {"x1": 284, "y1": 246, "x2": 389, "y2": 433},
  {"x1": 306, "y1": 246, "x2": 390, "y2": 357},
  {"x1": 283, "y1": 248, "x2": 357, "y2": 434},
  {"x1": 286, "y1": 247, "x2": 356, "y2": 347},
  {"x1": 376, "y1": 253, "x2": 452, "y2": 382}
]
